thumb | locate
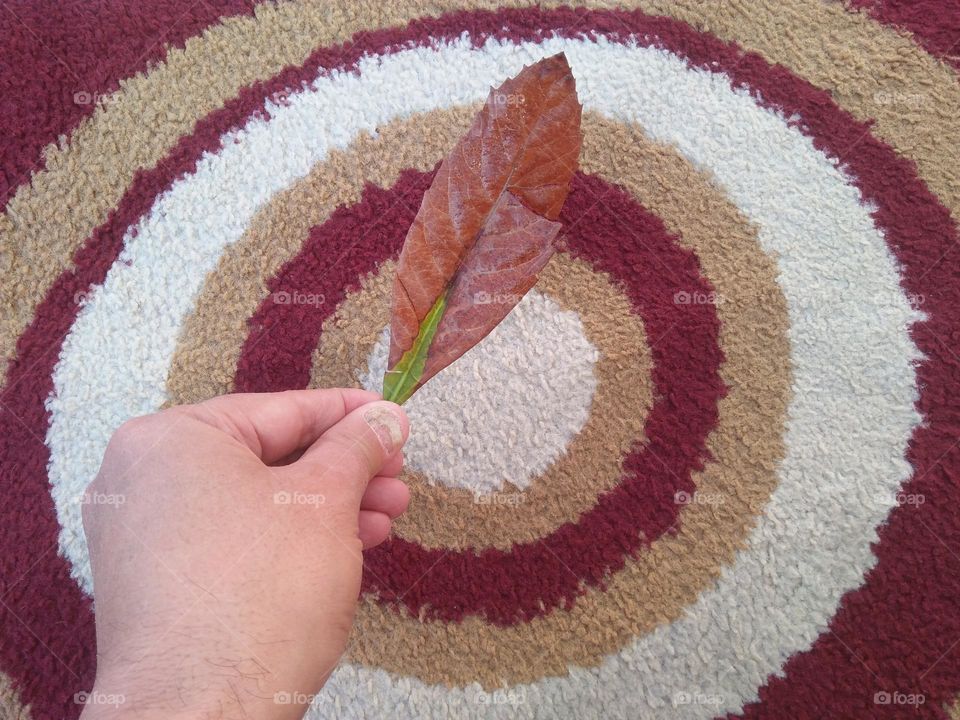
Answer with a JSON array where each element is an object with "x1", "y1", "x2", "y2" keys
[{"x1": 294, "y1": 400, "x2": 409, "y2": 507}]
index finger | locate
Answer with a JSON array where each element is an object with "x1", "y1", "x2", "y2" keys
[{"x1": 177, "y1": 387, "x2": 381, "y2": 464}]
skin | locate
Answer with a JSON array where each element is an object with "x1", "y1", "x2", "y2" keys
[{"x1": 78, "y1": 388, "x2": 410, "y2": 720}]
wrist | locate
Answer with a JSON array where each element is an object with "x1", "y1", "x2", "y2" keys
[
  {"x1": 78, "y1": 674, "x2": 313, "y2": 720},
  {"x1": 77, "y1": 676, "x2": 256, "y2": 720},
  {"x1": 77, "y1": 686, "x2": 230, "y2": 720}
]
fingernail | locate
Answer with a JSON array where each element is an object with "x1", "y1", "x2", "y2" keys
[{"x1": 363, "y1": 405, "x2": 403, "y2": 453}]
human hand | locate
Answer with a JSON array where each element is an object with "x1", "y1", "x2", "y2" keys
[{"x1": 78, "y1": 389, "x2": 409, "y2": 720}]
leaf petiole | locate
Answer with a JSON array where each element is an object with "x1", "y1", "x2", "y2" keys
[{"x1": 382, "y1": 290, "x2": 448, "y2": 405}]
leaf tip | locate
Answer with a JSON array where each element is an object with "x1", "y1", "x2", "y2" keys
[{"x1": 530, "y1": 52, "x2": 577, "y2": 88}]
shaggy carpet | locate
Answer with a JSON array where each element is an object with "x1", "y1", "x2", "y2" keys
[{"x1": 2, "y1": 1, "x2": 959, "y2": 718}]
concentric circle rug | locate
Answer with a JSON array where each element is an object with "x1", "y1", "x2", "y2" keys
[{"x1": 2, "y1": 2, "x2": 960, "y2": 719}]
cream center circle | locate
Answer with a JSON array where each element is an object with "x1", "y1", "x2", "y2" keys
[{"x1": 359, "y1": 290, "x2": 599, "y2": 495}]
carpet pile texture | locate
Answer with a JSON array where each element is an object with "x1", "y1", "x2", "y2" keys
[{"x1": 2, "y1": 1, "x2": 959, "y2": 718}]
